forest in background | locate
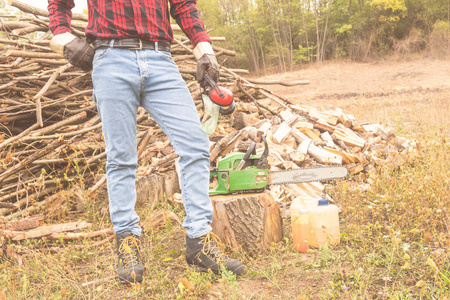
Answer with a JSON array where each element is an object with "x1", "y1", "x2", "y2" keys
[
  {"x1": 1, "y1": 0, "x2": 449, "y2": 75},
  {"x1": 197, "y1": 0, "x2": 450, "y2": 75}
]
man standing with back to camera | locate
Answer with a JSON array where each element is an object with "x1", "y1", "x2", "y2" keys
[{"x1": 48, "y1": 0, "x2": 244, "y2": 284}]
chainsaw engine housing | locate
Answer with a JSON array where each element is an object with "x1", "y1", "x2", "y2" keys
[{"x1": 209, "y1": 152, "x2": 269, "y2": 195}]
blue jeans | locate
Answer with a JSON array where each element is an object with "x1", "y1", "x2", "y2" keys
[{"x1": 91, "y1": 45, "x2": 213, "y2": 238}]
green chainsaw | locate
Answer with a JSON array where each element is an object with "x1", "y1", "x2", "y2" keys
[{"x1": 209, "y1": 136, "x2": 348, "y2": 195}]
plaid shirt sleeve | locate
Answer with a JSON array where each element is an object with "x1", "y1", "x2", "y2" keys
[
  {"x1": 169, "y1": 0, "x2": 211, "y2": 47},
  {"x1": 48, "y1": 0, "x2": 75, "y2": 35}
]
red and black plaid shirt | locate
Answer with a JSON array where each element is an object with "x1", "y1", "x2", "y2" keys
[{"x1": 48, "y1": 0, "x2": 211, "y2": 47}]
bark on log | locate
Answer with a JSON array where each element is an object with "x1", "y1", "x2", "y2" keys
[{"x1": 210, "y1": 191, "x2": 283, "y2": 252}]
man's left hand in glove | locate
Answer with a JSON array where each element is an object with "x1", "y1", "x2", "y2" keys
[
  {"x1": 194, "y1": 42, "x2": 219, "y2": 87},
  {"x1": 50, "y1": 32, "x2": 94, "y2": 71}
]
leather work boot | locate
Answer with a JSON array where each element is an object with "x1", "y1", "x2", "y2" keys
[
  {"x1": 116, "y1": 231, "x2": 144, "y2": 284},
  {"x1": 185, "y1": 232, "x2": 245, "y2": 276}
]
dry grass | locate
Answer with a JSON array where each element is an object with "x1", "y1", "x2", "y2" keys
[{"x1": 0, "y1": 74, "x2": 449, "y2": 299}]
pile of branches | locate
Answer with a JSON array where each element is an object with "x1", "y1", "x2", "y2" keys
[
  {"x1": 0, "y1": 1, "x2": 311, "y2": 220},
  {"x1": 0, "y1": 1, "x2": 414, "y2": 231}
]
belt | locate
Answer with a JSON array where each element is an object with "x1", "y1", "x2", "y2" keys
[{"x1": 93, "y1": 39, "x2": 171, "y2": 52}]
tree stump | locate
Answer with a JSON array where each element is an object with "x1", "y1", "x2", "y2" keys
[
  {"x1": 135, "y1": 170, "x2": 180, "y2": 210},
  {"x1": 211, "y1": 191, "x2": 283, "y2": 252}
]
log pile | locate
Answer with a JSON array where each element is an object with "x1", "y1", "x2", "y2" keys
[{"x1": 0, "y1": 1, "x2": 413, "y2": 243}]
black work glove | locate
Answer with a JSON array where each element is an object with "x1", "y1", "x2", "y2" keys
[
  {"x1": 63, "y1": 38, "x2": 94, "y2": 71},
  {"x1": 196, "y1": 54, "x2": 220, "y2": 87}
]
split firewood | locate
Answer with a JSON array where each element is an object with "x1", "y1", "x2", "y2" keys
[
  {"x1": 257, "y1": 121, "x2": 271, "y2": 137},
  {"x1": 272, "y1": 115, "x2": 299, "y2": 144}
]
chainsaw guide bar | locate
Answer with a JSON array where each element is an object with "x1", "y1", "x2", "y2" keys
[{"x1": 268, "y1": 166, "x2": 349, "y2": 185}]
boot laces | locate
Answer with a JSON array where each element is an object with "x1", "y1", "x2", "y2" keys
[
  {"x1": 197, "y1": 232, "x2": 228, "y2": 263},
  {"x1": 118, "y1": 236, "x2": 142, "y2": 268}
]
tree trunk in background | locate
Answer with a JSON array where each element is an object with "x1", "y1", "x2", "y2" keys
[
  {"x1": 247, "y1": 26, "x2": 260, "y2": 76},
  {"x1": 314, "y1": 0, "x2": 322, "y2": 62},
  {"x1": 275, "y1": 17, "x2": 287, "y2": 72},
  {"x1": 320, "y1": 3, "x2": 331, "y2": 62},
  {"x1": 300, "y1": 0, "x2": 312, "y2": 63},
  {"x1": 270, "y1": 10, "x2": 285, "y2": 73},
  {"x1": 288, "y1": 19, "x2": 293, "y2": 71},
  {"x1": 258, "y1": 31, "x2": 267, "y2": 76}
]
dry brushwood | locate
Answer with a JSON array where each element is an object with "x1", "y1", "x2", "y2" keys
[{"x1": 0, "y1": 1, "x2": 412, "y2": 242}]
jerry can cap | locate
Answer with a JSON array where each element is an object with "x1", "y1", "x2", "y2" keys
[{"x1": 318, "y1": 199, "x2": 329, "y2": 206}]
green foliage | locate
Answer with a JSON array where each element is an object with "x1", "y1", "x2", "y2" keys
[
  {"x1": 196, "y1": 0, "x2": 449, "y2": 71},
  {"x1": 293, "y1": 45, "x2": 316, "y2": 63}
]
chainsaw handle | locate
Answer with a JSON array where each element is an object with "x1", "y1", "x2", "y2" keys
[{"x1": 235, "y1": 142, "x2": 256, "y2": 170}]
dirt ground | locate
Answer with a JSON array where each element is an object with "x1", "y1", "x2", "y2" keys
[
  {"x1": 258, "y1": 58, "x2": 450, "y2": 103},
  {"x1": 255, "y1": 57, "x2": 450, "y2": 138}
]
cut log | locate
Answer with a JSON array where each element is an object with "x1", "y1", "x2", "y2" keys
[
  {"x1": 136, "y1": 170, "x2": 180, "y2": 211},
  {"x1": 211, "y1": 191, "x2": 283, "y2": 252},
  {"x1": 0, "y1": 216, "x2": 44, "y2": 231},
  {"x1": 232, "y1": 112, "x2": 259, "y2": 130},
  {"x1": 8, "y1": 221, "x2": 92, "y2": 241}
]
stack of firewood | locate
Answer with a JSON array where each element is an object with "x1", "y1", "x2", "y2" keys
[{"x1": 0, "y1": 1, "x2": 412, "y2": 240}]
